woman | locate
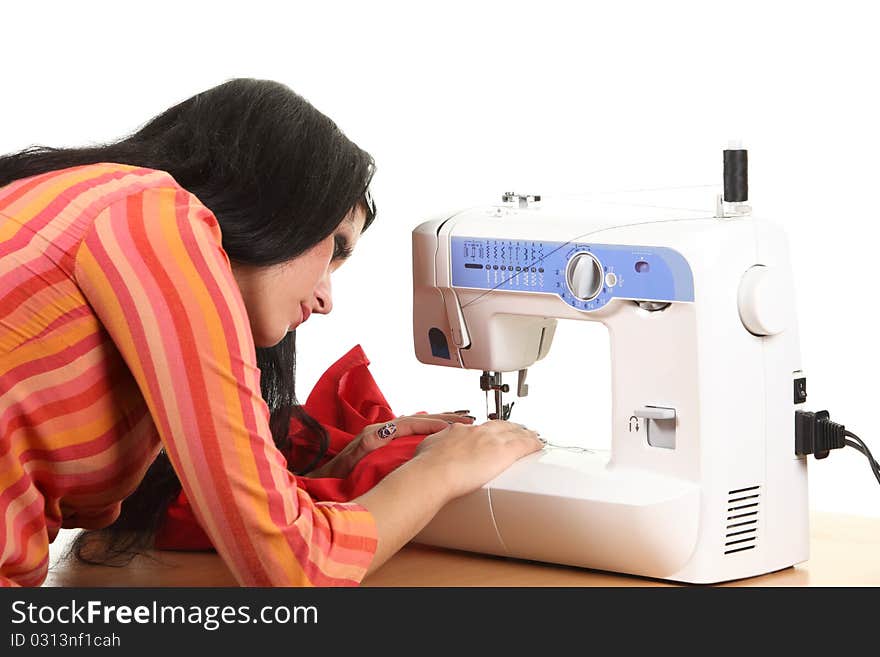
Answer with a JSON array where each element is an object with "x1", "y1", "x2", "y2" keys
[{"x1": 0, "y1": 78, "x2": 541, "y2": 587}]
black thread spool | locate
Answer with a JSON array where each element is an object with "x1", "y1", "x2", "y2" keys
[{"x1": 723, "y1": 148, "x2": 748, "y2": 203}]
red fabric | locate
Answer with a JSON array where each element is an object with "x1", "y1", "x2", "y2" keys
[{"x1": 155, "y1": 344, "x2": 425, "y2": 551}]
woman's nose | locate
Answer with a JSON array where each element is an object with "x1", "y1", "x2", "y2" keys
[{"x1": 313, "y1": 277, "x2": 333, "y2": 315}]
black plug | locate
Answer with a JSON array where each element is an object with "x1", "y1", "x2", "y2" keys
[{"x1": 795, "y1": 410, "x2": 846, "y2": 459}]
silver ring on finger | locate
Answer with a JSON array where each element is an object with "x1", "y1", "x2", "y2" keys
[{"x1": 377, "y1": 421, "x2": 398, "y2": 440}]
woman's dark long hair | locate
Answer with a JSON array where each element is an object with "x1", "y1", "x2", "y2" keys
[{"x1": 0, "y1": 78, "x2": 376, "y2": 565}]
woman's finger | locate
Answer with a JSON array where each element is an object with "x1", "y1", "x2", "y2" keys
[
  {"x1": 400, "y1": 417, "x2": 459, "y2": 437},
  {"x1": 360, "y1": 416, "x2": 473, "y2": 453},
  {"x1": 374, "y1": 417, "x2": 454, "y2": 441}
]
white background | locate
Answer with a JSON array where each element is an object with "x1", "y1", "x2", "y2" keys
[{"x1": 3, "y1": 1, "x2": 878, "y2": 571}]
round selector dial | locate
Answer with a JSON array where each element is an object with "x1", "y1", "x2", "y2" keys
[
  {"x1": 566, "y1": 252, "x2": 604, "y2": 301},
  {"x1": 737, "y1": 265, "x2": 788, "y2": 336}
]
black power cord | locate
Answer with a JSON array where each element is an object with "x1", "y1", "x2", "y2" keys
[
  {"x1": 844, "y1": 431, "x2": 880, "y2": 486},
  {"x1": 795, "y1": 410, "x2": 879, "y2": 487}
]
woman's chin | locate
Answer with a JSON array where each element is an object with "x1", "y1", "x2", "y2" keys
[{"x1": 252, "y1": 327, "x2": 294, "y2": 348}]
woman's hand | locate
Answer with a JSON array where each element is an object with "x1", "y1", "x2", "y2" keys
[
  {"x1": 305, "y1": 412, "x2": 476, "y2": 479},
  {"x1": 411, "y1": 419, "x2": 543, "y2": 499}
]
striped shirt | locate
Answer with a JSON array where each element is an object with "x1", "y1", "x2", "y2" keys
[{"x1": 0, "y1": 163, "x2": 377, "y2": 587}]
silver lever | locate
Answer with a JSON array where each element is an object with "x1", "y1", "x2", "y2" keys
[{"x1": 634, "y1": 406, "x2": 676, "y2": 420}]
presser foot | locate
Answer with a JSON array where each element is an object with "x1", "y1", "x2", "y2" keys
[{"x1": 481, "y1": 371, "x2": 513, "y2": 421}]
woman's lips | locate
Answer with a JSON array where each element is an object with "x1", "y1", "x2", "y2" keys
[{"x1": 288, "y1": 304, "x2": 312, "y2": 332}]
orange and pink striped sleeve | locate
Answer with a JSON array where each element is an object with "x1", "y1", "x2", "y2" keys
[{"x1": 72, "y1": 185, "x2": 377, "y2": 586}]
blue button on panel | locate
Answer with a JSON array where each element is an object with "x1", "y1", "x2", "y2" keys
[{"x1": 450, "y1": 237, "x2": 694, "y2": 311}]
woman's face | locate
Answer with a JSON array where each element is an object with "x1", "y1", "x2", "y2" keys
[{"x1": 232, "y1": 205, "x2": 367, "y2": 347}]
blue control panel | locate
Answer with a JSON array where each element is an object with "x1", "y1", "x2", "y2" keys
[{"x1": 450, "y1": 236, "x2": 694, "y2": 311}]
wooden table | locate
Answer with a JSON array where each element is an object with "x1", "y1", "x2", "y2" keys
[{"x1": 43, "y1": 511, "x2": 880, "y2": 587}]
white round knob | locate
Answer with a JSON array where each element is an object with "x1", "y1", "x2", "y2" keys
[
  {"x1": 737, "y1": 265, "x2": 788, "y2": 336},
  {"x1": 566, "y1": 253, "x2": 603, "y2": 301}
]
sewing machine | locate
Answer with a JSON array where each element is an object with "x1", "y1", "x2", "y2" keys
[{"x1": 410, "y1": 149, "x2": 809, "y2": 583}]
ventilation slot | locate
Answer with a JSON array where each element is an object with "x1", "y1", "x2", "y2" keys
[{"x1": 724, "y1": 485, "x2": 760, "y2": 555}]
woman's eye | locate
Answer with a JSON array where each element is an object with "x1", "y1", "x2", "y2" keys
[{"x1": 334, "y1": 235, "x2": 353, "y2": 260}]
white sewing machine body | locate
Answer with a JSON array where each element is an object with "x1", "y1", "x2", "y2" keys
[{"x1": 412, "y1": 196, "x2": 809, "y2": 584}]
